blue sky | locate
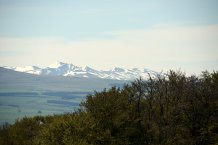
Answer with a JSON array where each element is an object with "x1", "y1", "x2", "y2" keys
[{"x1": 0, "y1": 0, "x2": 218, "y2": 75}]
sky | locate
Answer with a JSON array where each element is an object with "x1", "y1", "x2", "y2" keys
[{"x1": 0, "y1": 0, "x2": 218, "y2": 75}]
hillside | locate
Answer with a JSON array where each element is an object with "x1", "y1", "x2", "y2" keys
[{"x1": 0, "y1": 71, "x2": 217, "y2": 145}]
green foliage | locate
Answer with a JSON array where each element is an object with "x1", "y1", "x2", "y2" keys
[{"x1": 0, "y1": 71, "x2": 217, "y2": 145}]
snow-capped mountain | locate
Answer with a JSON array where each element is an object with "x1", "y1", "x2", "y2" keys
[{"x1": 4, "y1": 62, "x2": 164, "y2": 80}]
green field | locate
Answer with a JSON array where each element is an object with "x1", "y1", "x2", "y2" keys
[{"x1": 0, "y1": 91, "x2": 89, "y2": 125}]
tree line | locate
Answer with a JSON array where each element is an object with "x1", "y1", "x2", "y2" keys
[{"x1": 0, "y1": 71, "x2": 217, "y2": 145}]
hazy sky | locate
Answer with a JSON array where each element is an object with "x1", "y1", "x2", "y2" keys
[{"x1": 0, "y1": 0, "x2": 218, "y2": 75}]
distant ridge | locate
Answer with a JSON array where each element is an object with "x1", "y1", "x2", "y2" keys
[{"x1": 3, "y1": 62, "x2": 164, "y2": 80}]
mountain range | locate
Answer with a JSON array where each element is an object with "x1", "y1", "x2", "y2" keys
[{"x1": 3, "y1": 62, "x2": 163, "y2": 80}]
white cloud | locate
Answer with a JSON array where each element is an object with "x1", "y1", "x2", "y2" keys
[{"x1": 0, "y1": 24, "x2": 218, "y2": 74}]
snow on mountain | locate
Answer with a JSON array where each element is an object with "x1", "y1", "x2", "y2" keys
[{"x1": 3, "y1": 62, "x2": 164, "y2": 80}]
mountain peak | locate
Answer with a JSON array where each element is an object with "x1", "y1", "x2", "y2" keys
[{"x1": 48, "y1": 62, "x2": 62, "y2": 68}]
